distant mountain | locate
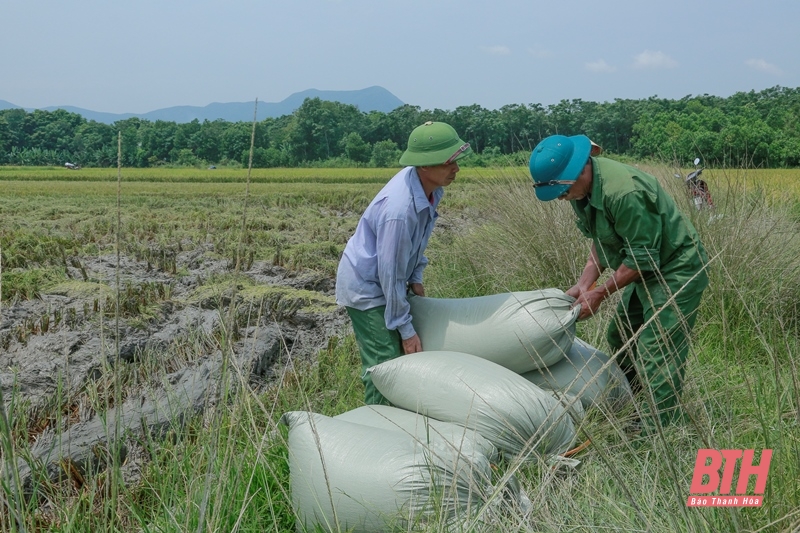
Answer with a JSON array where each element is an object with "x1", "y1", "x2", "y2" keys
[{"x1": 0, "y1": 86, "x2": 405, "y2": 124}]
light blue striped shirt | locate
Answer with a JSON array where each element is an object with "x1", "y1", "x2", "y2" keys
[{"x1": 336, "y1": 166, "x2": 443, "y2": 340}]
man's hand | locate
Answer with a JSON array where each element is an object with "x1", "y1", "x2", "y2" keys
[
  {"x1": 572, "y1": 289, "x2": 606, "y2": 320},
  {"x1": 402, "y1": 334, "x2": 422, "y2": 354},
  {"x1": 567, "y1": 244, "x2": 603, "y2": 301},
  {"x1": 566, "y1": 281, "x2": 598, "y2": 300},
  {"x1": 571, "y1": 263, "x2": 641, "y2": 320},
  {"x1": 409, "y1": 283, "x2": 425, "y2": 297},
  {"x1": 565, "y1": 284, "x2": 583, "y2": 299}
]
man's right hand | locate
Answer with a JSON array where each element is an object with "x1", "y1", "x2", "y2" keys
[
  {"x1": 572, "y1": 288, "x2": 605, "y2": 320},
  {"x1": 402, "y1": 334, "x2": 422, "y2": 354},
  {"x1": 566, "y1": 282, "x2": 596, "y2": 299}
]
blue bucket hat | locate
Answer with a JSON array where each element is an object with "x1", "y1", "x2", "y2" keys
[{"x1": 529, "y1": 135, "x2": 592, "y2": 201}]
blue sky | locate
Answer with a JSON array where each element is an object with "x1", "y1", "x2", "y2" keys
[{"x1": 1, "y1": 0, "x2": 797, "y2": 114}]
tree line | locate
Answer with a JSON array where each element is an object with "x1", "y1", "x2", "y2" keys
[{"x1": 1, "y1": 85, "x2": 798, "y2": 169}]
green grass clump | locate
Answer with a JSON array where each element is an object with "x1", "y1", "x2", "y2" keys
[
  {"x1": 1, "y1": 266, "x2": 66, "y2": 301},
  {"x1": 47, "y1": 281, "x2": 115, "y2": 300}
]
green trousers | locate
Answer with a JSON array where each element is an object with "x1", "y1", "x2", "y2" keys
[
  {"x1": 607, "y1": 270, "x2": 707, "y2": 427},
  {"x1": 345, "y1": 306, "x2": 403, "y2": 405}
]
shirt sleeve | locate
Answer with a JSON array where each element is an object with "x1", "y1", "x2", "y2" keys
[
  {"x1": 411, "y1": 206, "x2": 439, "y2": 283},
  {"x1": 412, "y1": 204, "x2": 439, "y2": 283},
  {"x1": 375, "y1": 217, "x2": 416, "y2": 340},
  {"x1": 409, "y1": 251, "x2": 428, "y2": 284},
  {"x1": 608, "y1": 190, "x2": 663, "y2": 271}
]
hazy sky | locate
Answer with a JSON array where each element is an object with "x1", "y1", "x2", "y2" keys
[{"x1": 2, "y1": 0, "x2": 797, "y2": 114}]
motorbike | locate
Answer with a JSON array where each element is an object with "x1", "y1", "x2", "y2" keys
[{"x1": 675, "y1": 157, "x2": 714, "y2": 210}]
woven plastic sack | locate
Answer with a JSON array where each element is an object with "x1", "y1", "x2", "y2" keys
[
  {"x1": 520, "y1": 338, "x2": 632, "y2": 409},
  {"x1": 409, "y1": 289, "x2": 579, "y2": 373},
  {"x1": 280, "y1": 411, "x2": 491, "y2": 533},
  {"x1": 548, "y1": 391, "x2": 586, "y2": 422},
  {"x1": 367, "y1": 351, "x2": 577, "y2": 457},
  {"x1": 335, "y1": 405, "x2": 498, "y2": 463}
]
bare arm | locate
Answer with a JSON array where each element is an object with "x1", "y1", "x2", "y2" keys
[
  {"x1": 566, "y1": 243, "x2": 604, "y2": 298},
  {"x1": 573, "y1": 261, "x2": 641, "y2": 320}
]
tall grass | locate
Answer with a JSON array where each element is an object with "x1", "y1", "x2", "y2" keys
[{"x1": 424, "y1": 163, "x2": 800, "y2": 532}]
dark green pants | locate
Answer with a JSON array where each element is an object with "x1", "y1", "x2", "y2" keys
[
  {"x1": 607, "y1": 271, "x2": 707, "y2": 427},
  {"x1": 345, "y1": 306, "x2": 403, "y2": 405}
]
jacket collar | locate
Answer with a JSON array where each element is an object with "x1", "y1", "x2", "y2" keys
[{"x1": 588, "y1": 157, "x2": 604, "y2": 209}]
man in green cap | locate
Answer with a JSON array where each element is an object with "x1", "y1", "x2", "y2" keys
[
  {"x1": 529, "y1": 134, "x2": 709, "y2": 428},
  {"x1": 336, "y1": 121, "x2": 471, "y2": 404}
]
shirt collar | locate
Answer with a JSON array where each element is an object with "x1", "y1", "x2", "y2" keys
[{"x1": 409, "y1": 167, "x2": 440, "y2": 213}]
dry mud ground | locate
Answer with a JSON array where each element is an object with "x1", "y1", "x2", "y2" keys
[{"x1": 0, "y1": 244, "x2": 349, "y2": 494}]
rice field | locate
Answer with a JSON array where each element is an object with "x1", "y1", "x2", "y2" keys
[
  {"x1": 0, "y1": 165, "x2": 513, "y2": 184},
  {"x1": 1, "y1": 163, "x2": 800, "y2": 532}
]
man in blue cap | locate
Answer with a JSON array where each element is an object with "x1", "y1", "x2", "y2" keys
[
  {"x1": 336, "y1": 121, "x2": 471, "y2": 405},
  {"x1": 529, "y1": 134, "x2": 709, "y2": 428}
]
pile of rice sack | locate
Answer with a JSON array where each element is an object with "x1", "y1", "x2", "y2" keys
[{"x1": 282, "y1": 289, "x2": 630, "y2": 532}]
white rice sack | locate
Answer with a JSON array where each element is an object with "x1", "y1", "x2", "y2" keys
[
  {"x1": 280, "y1": 411, "x2": 491, "y2": 533},
  {"x1": 367, "y1": 351, "x2": 577, "y2": 457},
  {"x1": 409, "y1": 289, "x2": 579, "y2": 373},
  {"x1": 520, "y1": 338, "x2": 632, "y2": 409},
  {"x1": 335, "y1": 405, "x2": 499, "y2": 463},
  {"x1": 548, "y1": 391, "x2": 586, "y2": 422}
]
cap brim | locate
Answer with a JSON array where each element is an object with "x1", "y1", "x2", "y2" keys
[
  {"x1": 561, "y1": 136, "x2": 592, "y2": 184},
  {"x1": 535, "y1": 183, "x2": 573, "y2": 201}
]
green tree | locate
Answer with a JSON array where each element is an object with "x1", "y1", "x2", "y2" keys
[
  {"x1": 74, "y1": 121, "x2": 115, "y2": 166},
  {"x1": 380, "y1": 105, "x2": 425, "y2": 147},
  {"x1": 370, "y1": 140, "x2": 401, "y2": 167},
  {"x1": 449, "y1": 104, "x2": 495, "y2": 153},
  {"x1": 189, "y1": 119, "x2": 228, "y2": 163},
  {"x1": 26, "y1": 109, "x2": 85, "y2": 154},
  {"x1": 0, "y1": 108, "x2": 28, "y2": 154},
  {"x1": 247, "y1": 147, "x2": 284, "y2": 168},
  {"x1": 4, "y1": 86, "x2": 800, "y2": 169},
  {"x1": 174, "y1": 148, "x2": 201, "y2": 166},
  {"x1": 172, "y1": 120, "x2": 201, "y2": 157},
  {"x1": 113, "y1": 117, "x2": 147, "y2": 167},
  {"x1": 340, "y1": 132, "x2": 371, "y2": 164},
  {"x1": 288, "y1": 98, "x2": 367, "y2": 161},
  {"x1": 222, "y1": 122, "x2": 260, "y2": 162},
  {"x1": 139, "y1": 120, "x2": 178, "y2": 163}
]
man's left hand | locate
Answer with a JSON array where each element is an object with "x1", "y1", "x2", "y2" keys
[
  {"x1": 572, "y1": 289, "x2": 605, "y2": 320},
  {"x1": 402, "y1": 334, "x2": 422, "y2": 354},
  {"x1": 409, "y1": 283, "x2": 425, "y2": 297}
]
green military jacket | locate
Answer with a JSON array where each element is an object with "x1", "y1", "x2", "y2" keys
[{"x1": 570, "y1": 157, "x2": 708, "y2": 284}]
